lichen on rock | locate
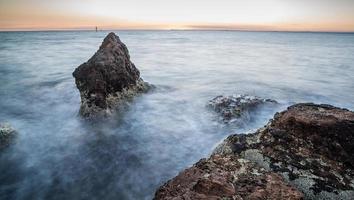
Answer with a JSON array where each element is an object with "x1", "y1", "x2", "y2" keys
[
  {"x1": 73, "y1": 32, "x2": 151, "y2": 118},
  {"x1": 154, "y1": 154, "x2": 303, "y2": 200},
  {"x1": 155, "y1": 103, "x2": 354, "y2": 200},
  {"x1": 213, "y1": 103, "x2": 354, "y2": 199}
]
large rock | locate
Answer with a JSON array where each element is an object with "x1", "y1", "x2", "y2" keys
[
  {"x1": 155, "y1": 103, "x2": 354, "y2": 199},
  {"x1": 208, "y1": 94, "x2": 277, "y2": 124},
  {"x1": 155, "y1": 154, "x2": 303, "y2": 200},
  {"x1": 0, "y1": 123, "x2": 17, "y2": 150},
  {"x1": 73, "y1": 32, "x2": 150, "y2": 118}
]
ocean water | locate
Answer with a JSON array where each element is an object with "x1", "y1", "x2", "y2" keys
[{"x1": 0, "y1": 30, "x2": 353, "y2": 200}]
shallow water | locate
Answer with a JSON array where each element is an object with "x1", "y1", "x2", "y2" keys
[{"x1": 0, "y1": 30, "x2": 353, "y2": 200}]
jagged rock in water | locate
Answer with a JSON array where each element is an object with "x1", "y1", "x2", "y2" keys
[
  {"x1": 208, "y1": 94, "x2": 277, "y2": 123},
  {"x1": 73, "y1": 32, "x2": 150, "y2": 118},
  {"x1": 0, "y1": 123, "x2": 17, "y2": 150},
  {"x1": 155, "y1": 103, "x2": 354, "y2": 200}
]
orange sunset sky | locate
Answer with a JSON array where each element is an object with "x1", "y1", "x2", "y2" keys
[{"x1": 1, "y1": 0, "x2": 354, "y2": 32}]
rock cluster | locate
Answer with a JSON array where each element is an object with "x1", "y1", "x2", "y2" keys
[
  {"x1": 155, "y1": 103, "x2": 354, "y2": 199},
  {"x1": 0, "y1": 123, "x2": 17, "y2": 150},
  {"x1": 73, "y1": 32, "x2": 150, "y2": 118},
  {"x1": 208, "y1": 95, "x2": 277, "y2": 123}
]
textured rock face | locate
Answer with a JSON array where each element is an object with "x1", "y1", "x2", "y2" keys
[
  {"x1": 155, "y1": 103, "x2": 354, "y2": 199},
  {"x1": 73, "y1": 32, "x2": 150, "y2": 118},
  {"x1": 214, "y1": 103, "x2": 354, "y2": 199},
  {"x1": 155, "y1": 154, "x2": 303, "y2": 200},
  {"x1": 208, "y1": 95, "x2": 277, "y2": 123},
  {"x1": 0, "y1": 123, "x2": 17, "y2": 150}
]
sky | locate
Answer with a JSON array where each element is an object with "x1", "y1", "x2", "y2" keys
[{"x1": 0, "y1": 0, "x2": 354, "y2": 32}]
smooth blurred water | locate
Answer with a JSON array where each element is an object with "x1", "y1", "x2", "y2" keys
[{"x1": 0, "y1": 30, "x2": 353, "y2": 200}]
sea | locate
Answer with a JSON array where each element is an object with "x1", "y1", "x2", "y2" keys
[{"x1": 0, "y1": 30, "x2": 353, "y2": 199}]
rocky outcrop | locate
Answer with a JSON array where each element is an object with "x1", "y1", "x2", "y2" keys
[
  {"x1": 208, "y1": 95, "x2": 277, "y2": 124},
  {"x1": 155, "y1": 103, "x2": 354, "y2": 199},
  {"x1": 155, "y1": 154, "x2": 303, "y2": 200},
  {"x1": 0, "y1": 123, "x2": 17, "y2": 150},
  {"x1": 73, "y1": 32, "x2": 150, "y2": 118}
]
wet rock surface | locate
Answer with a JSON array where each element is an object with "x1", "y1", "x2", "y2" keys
[
  {"x1": 73, "y1": 32, "x2": 150, "y2": 118},
  {"x1": 0, "y1": 123, "x2": 17, "y2": 150},
  {"x1": 155, "y1": 103, "x2": 354, "y2": 199},
  {"x1": 208, "y1": 95, "x2": 277, "y2": 124}
]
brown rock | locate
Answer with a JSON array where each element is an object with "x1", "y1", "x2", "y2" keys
[
  {"x1": 73, "y1": 32, "x2": 150, "y2": 118},
  {"x1": 214, "y1": 103, "x2": 354, "y2": 199},
  {"x1": 155, "y1": 103, "x2": 354, "y2": 200},
  {"x1": 154, "y1": 155, "x2": 303, "y2": 200}
]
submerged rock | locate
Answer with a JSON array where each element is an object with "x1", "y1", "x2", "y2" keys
[
  {"x1": 155, "y1": 103, "x2": 354, "y2": 199},
  {"x1": 0, "y1": 123, "x2": 17, "y2": 150},
  {"x1": 73, "y1": 32, "x2": 150, "y2": 118},
  {"x1": 208, "y1": 94, "x2": 277, "y2": 123}
]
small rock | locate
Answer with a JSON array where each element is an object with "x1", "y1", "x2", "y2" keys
[
  {"x1": 208, "y1": 94, "x2": 277, "y2": 123},
  {"x1": 73, "y1": 32, "x2": 151, "y2": 118},
  {"x1": 0, "y1": 123, "x2": 17, "y2": 150}
]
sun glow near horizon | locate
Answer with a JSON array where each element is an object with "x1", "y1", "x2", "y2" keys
[{"x1": 1, "y1": 0, "x2": 354, "y2": 32}]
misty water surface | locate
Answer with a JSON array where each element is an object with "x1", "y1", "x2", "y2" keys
[{"x1": 0, "y1": 31, "x2": 354, "y2": 199}]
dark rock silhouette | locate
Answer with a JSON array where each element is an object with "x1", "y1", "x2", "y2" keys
[
  {"x1": 155, "y1": 103, "x2": 354, "y2": 199},
  {"x1": 73, "y1": 32, "x2": 150, "y2": 118}
]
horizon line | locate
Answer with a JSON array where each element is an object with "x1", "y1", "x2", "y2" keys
[{"x1": 1, "y1": 28, "x2": 354, "y2": 34}]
